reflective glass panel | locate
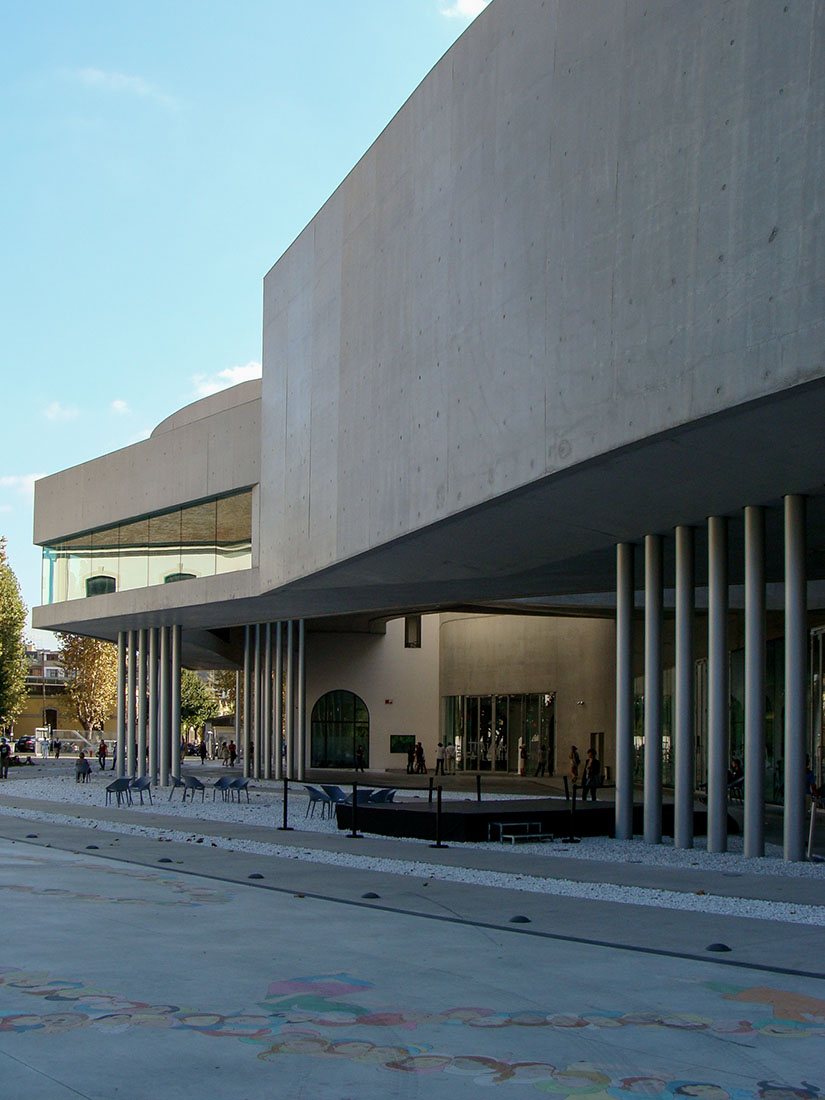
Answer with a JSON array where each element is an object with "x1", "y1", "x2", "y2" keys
[
  {"x1": 216, "y1": 492, "x2": 252, "y2": 574},
  {"x1": 147, "y1": 509, "x2": 181, "y2": 587},
  {"x1": 118, "y1": 518, "x2": 149, "y2": 591},
  {"x1": 180, "y1": 499, "x2": 217, "y2": 580}
]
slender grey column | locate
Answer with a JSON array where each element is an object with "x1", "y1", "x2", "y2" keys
[
  {"x1": 171, "y1": 625, "x2": 181, "y2": 782},
  {"x1": 116, "y1": 632, "x2": 126, "y2": 778},
  {"x1": 297, "y1": 619, "x2": 306, "y2": 781},
  {"x1": 286, "y1": 620, "x2": 295, "y2": 778},
  {"x1": 137, "y1": 628, "x2": 147, "y2": 778},
  {"x1": 674, "y1": 525, "x2": 695, "y2": 849},
  {"x1": 644, "y1": 534, "x2": 663, "y2": 844},
  {"x1": 253, "y1": 624, "x2": 262, "y2": 780},
  {"x1": 707, "y1": 516, "x2": 729, "y2": 853},
  {"x1": 159, "y1": 627, "x2": 171, "y2": 785},
  {"x1": 234, "y1": 670, "x2": 241, "y2": 748},
  {"x1": 274, "y1": 623, "x2": 284, "y2": 780},
  {"x1": 615, "y1": 543, "x2": 635, "y2": 840},
  {"x1": 148, "y1": 627, "x2": 158, "y2": 784},
  {"x1": 263, "y1": 624, "x2": 272, "y2": 780},
  {"x1": 744, "y1": 505, "x2": 766, "y2": 858},
  {"x1": 242, "y1": 625, "x2": 252, "y2": 778},
  {"x1": 126, "y1": 630, "x2": 137, "y2": 778},
  {"x1": 784, "y1": 494, "x2": 807, "y2": 861}
]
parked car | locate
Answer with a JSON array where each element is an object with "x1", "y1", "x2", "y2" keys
[{"x1": 15, "y1": 736, "x2": 35, "y2": 753}]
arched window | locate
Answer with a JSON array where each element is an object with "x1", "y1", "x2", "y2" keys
[
  {"x1": 311, "y1": 690, "x2": 369, "y2": 768},
  {"x1": 86, "y1": 575, "x2": 116, "y2": 597}
]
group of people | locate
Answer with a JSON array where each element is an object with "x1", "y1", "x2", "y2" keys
[{"x1": 569, "y1": 745, "x2": 602, "y2": 801}]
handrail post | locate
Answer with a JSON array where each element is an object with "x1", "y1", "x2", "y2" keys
[
  {"x1": 428, "y1": 776, "x2": 434, "y2": 804},
  {"x1": 429, "y1": 785, "x2": 448, "y2": 849},
  {"x1": 476, "y1": 774, "x2": 481, "y2": 803},
  {"x1": 277, "y1": 776, "x2": 293, "y2": 831},
  {"x1": 348, "y1": 781, "x2": 362, "y2": 838}
]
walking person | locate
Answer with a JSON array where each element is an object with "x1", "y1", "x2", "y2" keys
[
  {"x1": 97, "y1": 739, "x2": 107, "y2": 770},
  {"x1": 534, "y1": 743, "x2": 547, "y2": 777},
  {"x1": 0, "y1": 738, "x2": 10, "y2": 779},
  {"x1": 568, "y1": 745, "x2": 580, "y2": 790},
  {"x1": 414, "y1": 741, "x2": 426, "y2": 774},
  {"x1": 406, "y1": 744, "x2": 415, "y2": 774},
  {"x1": 354, "y1": 744, "x2": 366, "y2": 772},
  {"x1": 580, "y1": 748, "x2": 601, "y2": 801},
  {"x1": 434, "y1": 742, "x2": 446, "y2": 775}
]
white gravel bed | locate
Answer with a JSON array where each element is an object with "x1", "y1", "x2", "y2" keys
[
  {"x1": 1, "y1": 774, "x2": 822, "y2": 889},
  {"x1": 0, "y1": 801, "x2": 823, "y2": 927}
]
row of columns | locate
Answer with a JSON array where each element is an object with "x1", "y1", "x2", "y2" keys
[
  {"x1": 116, "y1": 626, "x2": 181, "y2": 785},
  {"x1": 241, "y1": 620, "x2": 306, "y2": 781},
  {"x1": 615, "y1": 495, "x2": 808, "y2": 861}
]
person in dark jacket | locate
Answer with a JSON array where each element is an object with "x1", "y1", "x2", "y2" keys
[{"x1": 580, "y1": 748, "x2": 601, "y2": 801}]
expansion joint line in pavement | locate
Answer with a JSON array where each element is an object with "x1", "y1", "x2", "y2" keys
[{"x1": 5, "y1": 831, "x2": 825, "y2": 985}]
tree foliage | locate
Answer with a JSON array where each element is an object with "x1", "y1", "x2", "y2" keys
[
  {"x1": 58, "y1": 633, "x2": 118, "y2": 732},
  {"x1": 180, "y1": 669, "x2": 222, "y2": 733},
  {"x1": 0, "y1": 537, "x2": 27, "y2": 731}
]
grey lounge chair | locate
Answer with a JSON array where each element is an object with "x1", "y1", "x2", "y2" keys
[
  {"x1": 303, "y1": 784, "x2": 333, "y2": 818},
  {"x1": 368, "y1": 787, "x2": 397, "y2": 804},
  {"x1": 130, "y1": 776, "x2": 153, "y2": 805},
  {"x1": 213, "y1": 775, "x2": 234, "y2": 801},
  {"x1": 167, "y1": 775, "x2": 185, "y2": 800},
  {"x1": 181, "y1": 775, "x2": 205, "y2": 803},
  {"x1": 320, "y1": 784, "x2": 348, "y2": 804},
  {"x1": 230, "y1": 777, "x2": 250, "y2": 803},
  {"x1": 105, "y1": 777, "x2": 132, "y2": 807}
]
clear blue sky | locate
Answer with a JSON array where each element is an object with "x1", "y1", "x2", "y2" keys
[{"x1": 1, "y1": 0, "x2": 490, "y2": 645}]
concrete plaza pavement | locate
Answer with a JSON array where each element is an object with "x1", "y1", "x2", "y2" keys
[{"x1": 0, "y1": 782, "x2": 824, "y2": 1098}]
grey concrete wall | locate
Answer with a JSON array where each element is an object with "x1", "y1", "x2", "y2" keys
[
  {"x1": 260, "y1": 0, "x2": 824, "y2": 591},
  {"x1": 34, "y1": 389, "x2": 261, "y2": 544},
  {"x1": 439, "y1": 612, "x2": 616, "y2": 774}
]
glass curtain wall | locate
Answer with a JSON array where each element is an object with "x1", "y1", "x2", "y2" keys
[
  {"x1": 41, "y1": 489, "x2": 253, "y2": 603},
  {"x1": 442, "y1": 693, "x2": 555, "y2": 773},
  {"x1": 310, "y1": 690, "x2": 370, "y2": 768}
]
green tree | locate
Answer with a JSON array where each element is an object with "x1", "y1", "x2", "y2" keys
[
  {"x1": 0, "y1": 538, "x2": 27, "y2": 732},
  {"x1": 57, "y1": 634, "x2": 118, "y2": 732},
  {"x1": 180, "y1": 669, "x2": 222, "y2": 734}
]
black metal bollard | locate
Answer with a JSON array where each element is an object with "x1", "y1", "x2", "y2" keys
[
  {"x1": 347, "y1": 781, "x2": 362, "y2": 839},
  {"x1": 430, "y1": 785, "x2": 449, "y2": 849},
  {"x1": 563, "y1": 781, "x2": 581, "y2": 843},
  {"x1": 428, "y1": 776, "x2": 434, "y2": 804},
  {"x1": 476, "y1": 773, "x2": 482, "y2": 803},
  {"x1": 277, "y1": 776, "x2": 293, "y2": 831}
]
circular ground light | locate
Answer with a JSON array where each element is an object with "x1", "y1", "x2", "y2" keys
[
  {"x1": 248, "y1": 873, "x2": 264, "y2": 879},
  {"x1": 706, "y1": 942, "x2": 732, "y2": 952},
  {"x1": 158, "y1": 857, "x2": 173, "y2": 863},
  {"x1": 509, "y1": 915, "x2": 532, "y2": 924},
  {"x1": 86, "y1": 845, "x2": 99, "y2": 850},
  {"x1": 26, "y1": 834, "x2": 38, "y2": 838},
  {"x1": 362, "y1": 892, "x2": 380, "y2": 899}
]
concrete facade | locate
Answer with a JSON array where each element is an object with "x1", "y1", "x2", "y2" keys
[{"x1": 30, "y1": 1, "x2": 825, "y2": 853}]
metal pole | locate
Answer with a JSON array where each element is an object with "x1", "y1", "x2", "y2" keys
[
  {"x1": 253, "y1": 623, "x2": 262, "y2": 780},
  {"x1": 137, "y1": 628, "x2": 147, "y2": 778},
  {"x1": 274, "y1": 623, "x2": 284, "y2": 780},
  {"x1": 159, "y1": 626, "x2": 170, "y2": 785},
  {"x1": 744, "y1": 505, "x2": 766, "y2": 858},
  {"x1": 476, "y1": 773, "x2": 481, "y2": 803},
  {"x1": 263, "y1": 623, "x2": 272, "y2": 781},
  {"x1": 116, "y1": 631, "x2": 126, "y2": 778},
  {"x1": 615, "y1": 542, "x2": 635, "y2": 840},
  {"x1": 286, "y1": 621, "x2": 295, "y2": 779},
  {"x1": 297, "y1": 619, "x2": 306, "y2": 781},
  {"x1": 148, "y1": 627, "x2": 158, "y2": 784},
  {"x1": 644, "y1": 534, "x2": 663, "y2": 844},
  {"x1": 277, "y1": 775, "x2": 293, "y2": 831},
  {"x1": 784, "y1": 494, "x2": 807, "y2": 861},
  {"x1": 430, "y1": 786, "x2": 448, "y2": 849},
  {"x1": 171, "y1": 624, "x2": 181, "y2": 782},
  {"x1": 243, "y1": 625, "x2": 252, "y2": 778},
  {"x1": 707, "y1": 515, "x2": 729, "y2": 853},
  {"x1": 126, "y1": 629, "x2": 137, "y2": 778},
  {"x1": 347, "y1": 781, "x2": 362, "y2": 838},
  {"x1": 674, "y1": 525, "x2": 695, "y2": 849}
]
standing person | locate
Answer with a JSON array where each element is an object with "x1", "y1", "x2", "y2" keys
[
  {"x1": 445, "y1": 742, "x2": 456, "y2": 774},
  {"x1": 406, "y1": 744, "x2": 415, "y2": 774},
  {"x1": 228, "y1": 741, "x2": 237, "y2": 767},
  {"x1": 535, "y1": 743, "x2": 547, "y2": 777},
  {"x1": 434, "y1": 742, "x2": 446, "y2": 776},
  {"x1": 519, "y1": 742, "x2": 527, "y2": 776},
  {"x1": 568, "y1": 745, "x2": 580, "y2": 788},
  {"x1": 54, "y1": 739, "x2": 62, "y2": 759},
  {"x1": 112, "y1": 742, "x2": 117, "y2": 771},
  {"x1": 414, "y1": 741, "x2": 427, "y2": 774},
  {"x1": 354, "y1": 744, "x2": 366, "y2": 772},
  {"x1": 580, "y1": 748, "x2": 601, "y2": 801},
  {"x1": 97, "y1": 739, "x2": 107, "y2": 770},
  {"x1": 0, "y1": 738, "x2": 10, "y2": 779},
  {"x1": 198, "y1": 740, "x2": 207, "y2": 764}
]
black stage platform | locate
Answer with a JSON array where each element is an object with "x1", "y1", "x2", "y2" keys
[{"x1": 334, "y1": 799, "x2": 730, "y2": 843}]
